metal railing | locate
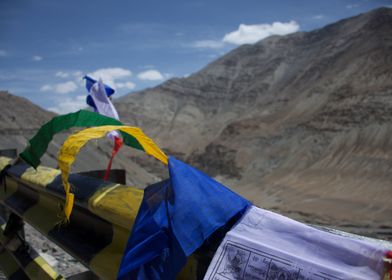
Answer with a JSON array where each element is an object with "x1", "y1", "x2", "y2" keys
[{"x1": 0, "y1": 152, "x2": 209, "y2": 279}]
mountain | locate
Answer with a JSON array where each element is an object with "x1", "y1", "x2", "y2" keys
[
  {"x1": 0, "y1": 91, "x2": 55, "y2": 155},
  {"x1": 0, "y1": 91, "x2": 159, "y2": 187},
  {"x1": 0, "y1": 91, "x2": 56, "y2": 131},
  {"x1": 115, "y1": 7, "x2": 392, "y2": 238},
  {"x1": 1, "y1": 8, "x2": 391, "y2": 239}
]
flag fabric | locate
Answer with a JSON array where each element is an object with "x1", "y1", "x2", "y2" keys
[
  {"x1": 89, "y1": 79, "x2": 120, "y2": 121},
  {"x1": 85, "y1": 77, "x2": 122, "y2": 178},
  {"x1": 57, "y1": 125, "x2": 168, "y2": 221},
  {"x1": 55, "y1": 124, "x2": 249, "y2": 278},
  {"x1": 19, "y1": 110, "x2": 144, "y2": 169},
  {"x1": 84, "y1": 75, "x2": 115, "y2": 111},
  {"x1": 86, "y1": 77, "x2": 120, "y2": 140},
  {"x1": 118, "y1": 157, "x2": 251, "y2": 279},
  {"x1": 104, "y1": 136, "x2": 124, "y2": 181},
  {"x1": 204, "y1": 206, "x2": 389, "y2": 280},
  {"x1": 386, "y1": 251, "x2": 392, "y2": 280}
]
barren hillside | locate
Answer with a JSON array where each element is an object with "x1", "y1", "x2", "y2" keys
[
  {"x1": 1, "y1": 8, "x2": 391, "y2": 239},
  {"x1": 0, "y1": 91, "x2": 159, "y2": 187},
  {"x1": 115, "y1": 8, "x2": 392, "y2": 238}
]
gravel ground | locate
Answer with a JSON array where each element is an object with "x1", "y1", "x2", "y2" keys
[
  {"x1": 23, "y1": 223, "x2": 88, "y2": 278},
  {"x1": 0, "y1": 223, "x2": 88, "y2": 278}
]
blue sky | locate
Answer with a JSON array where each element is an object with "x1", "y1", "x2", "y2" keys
[{"x1": 1, "y1": 0, "x2": 391, "y2": 113}]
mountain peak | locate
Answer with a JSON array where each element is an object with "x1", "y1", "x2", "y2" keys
[
  {"x1": 113, "y1": 7, "x2": 392, "y2": 230},
  {"x1": 1, "y1": 8, "x2": 389, "y2": 233},
  {"x1": 361, "y1": 6, "x2": 392, "y2": 28},
  {"x1": 0, "y1": 91, "x2": 55, "y2": 131}
]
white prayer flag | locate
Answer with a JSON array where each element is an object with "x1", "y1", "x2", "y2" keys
[
  {"x1": 204, "y1": 206, "x2": 388, "y2": 280},
  {"x1": 89, "y1": 79, "x2": 120, "y2": 140}
]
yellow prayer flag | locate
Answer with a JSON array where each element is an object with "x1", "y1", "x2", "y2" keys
[{"x1": 58, "y1": 125, "x2": 168, "y2": 221}]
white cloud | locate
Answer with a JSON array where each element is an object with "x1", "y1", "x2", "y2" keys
[
  {"x1": 88, "y1": 67, "x2": 132, "y2": 89},
  {"x1": 137, "y1": 70, "x2": 164, "y2": 81},
  {"x1": 86, "y1": 67, "x2": 137, "y2": 91},
  {"x1": 55, "y1": 81, "x2": 78, "y2": 94},
  {"x1": 73, "y1": 70, "x2": 83, "y2": 77},
  {"x1": 0, "y1": 50, "x2": 7, "y2": 57},
  {"x1": 40, "y1": 84, "x2": 52, "y2": 91},
  {"x1": 55, "y1": 71, "x2": 69, "y2": 78},
  {"x1": 32, "y1": 55, "x2": 43, "y2": 61},
  {"x1": 190, "y1": 40, "x2": 225, "y2": 49},
  {"x1": 40, "y1": 81, "x2": 78, "y2": 94},
  {"x1": 223, "y1": 21, "x2": 300, "y2": 45},
  {"x1": 48, "y1": 95, "x2": 86, "y2": 114},
  {"x1": 163, "y1": 73, "x2": 174, "y2": 79},
  {"x1": 116, "y1": 81, "x2": 136, "y2": 90},
  {"x1": 55, "y1": 70, "x2": 83, "y2": 80},
  {"x1": 188, "y1": 21, "x2": 300, "y2": 49},
  {"x1": 312, "y1": 15, "x2": 325, "y2": 20}
]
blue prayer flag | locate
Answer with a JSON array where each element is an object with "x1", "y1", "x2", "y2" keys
[
  {"x1": 83, "y1": 75, "x2": 115, "y2": 110},
  {"x1": 118, "y1": 157, "x2": 250, "y2": 279}
]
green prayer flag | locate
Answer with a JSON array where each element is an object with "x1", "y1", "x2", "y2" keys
[{"x1": 19, "y1": 110, "x2": 144, "y2": 168}]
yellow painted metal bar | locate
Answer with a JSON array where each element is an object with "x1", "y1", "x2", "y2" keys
[
  {"x1": 0, "y1": 156, "x2": 11, "y2": 170},
  {"x1": 24, "y1": 255, "x2": 65, "y2": 280},
  {"x1": 0, "y1": 158, "x2": 152, "y2": 279},
  {"x1": 0, "y1": 221, "x2": 27, "y2": 279},
  {"x1": 58, "y1": 125, "x2": 167, "y2": 221},
  {"x1": 0, "y1": 156, "x2": 203, "y2": 279},
  {"x1": 0, "y1": 218, "x2": 64, "y2": 280},
  {"x1": 0, "y1": 250, "x2": 25, "y2": 279}
]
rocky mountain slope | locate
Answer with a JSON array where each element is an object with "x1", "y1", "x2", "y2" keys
[
  {"x1": 0, "y1": 91, "x2": 159, "y2": 187},
  {"x1": 0, "y1": 91, "x2": 55, "y2": 157},
  {"x1": 115, "y1": 7, "x2": 392, "y2": 238},
  {"x1": 1, "y1": 8, "x2": 391, "y2": 239}
]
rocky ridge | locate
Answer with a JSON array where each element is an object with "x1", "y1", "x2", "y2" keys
[
  {"x1": 0, "y1": 91, "x2": 160, "y2": 187},
  {"x1": 115, "y1": 7, "x2": 392, "y2": 238},
  {"x1": 0, "y1": 8, "x2": 391, "y2": 240}
]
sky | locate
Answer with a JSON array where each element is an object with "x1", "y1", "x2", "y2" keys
[{"x1": 1, "y1": 0, "x2": 391, "y2": 113}]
